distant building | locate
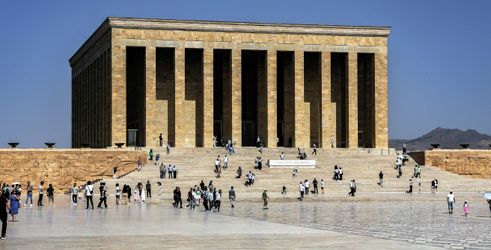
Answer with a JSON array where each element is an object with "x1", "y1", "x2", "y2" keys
[{"x1": 70, "y1": 17, "x2": 390, "y2": 148}]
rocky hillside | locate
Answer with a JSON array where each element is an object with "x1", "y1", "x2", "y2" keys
[{"x1": 390, "y1": 127, "x2": 491, "y2": 151}]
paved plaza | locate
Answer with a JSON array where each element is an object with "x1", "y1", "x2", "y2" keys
[{"x1": 2, "y1": 194, "x2": 491, "y2": 249}]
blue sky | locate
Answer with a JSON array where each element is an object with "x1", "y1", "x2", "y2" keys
[{"x1": 1, "y1": 0, "x2": 490, "y2": 148}]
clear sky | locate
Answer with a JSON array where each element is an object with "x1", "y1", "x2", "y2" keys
[{"x1": 1, "y1": 0, "x2": 490, "y2": 148}]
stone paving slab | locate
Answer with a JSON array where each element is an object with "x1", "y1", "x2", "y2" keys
[{"x1": 1, "y1": 202, "x2": 443, "y2": 250}]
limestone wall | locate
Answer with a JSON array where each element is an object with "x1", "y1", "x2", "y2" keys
[
  {"x1": 0, "y1": 149, "x2": 147, "y2": 193},
  {"x1": 409, "y1": 150, "x2": 491, "y2": 178}
]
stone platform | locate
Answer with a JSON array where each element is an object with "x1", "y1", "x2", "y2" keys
[{"x1": 2, "y1": 195, "x2": 491, "y2": 249}]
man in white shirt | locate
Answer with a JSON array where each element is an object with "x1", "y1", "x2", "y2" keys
[
  {"x1": 280, "y1": 152, "x2": 285, "y2": 160},
  {"x1": 85, "y1": 181, "x2": 94, "y2": 209},
  {"x1": 304, "y1": 180, "x2": 310, "y2": 195},
  {"x1": 298, "y1": 182, "x2": 305, "y2": 201},
  {"x1": 223, "y1": 155, "x2": 228, "y2": 169},
  {"x1": 447, "y1": 191, "x2": 456, "y2": 214}
]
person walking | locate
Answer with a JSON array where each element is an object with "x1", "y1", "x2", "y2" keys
[
  {"x1": 146, "y1": 181, "x2": 152, "y2": 198},
  {"x1": 406, "y1": 179, "x2": 413, "y2": 194},
  {"x1": 168, "y1": 164, "x2": 173, "y2": 179},
  {"x1": 298, "y1": 182, "x2": 305, "y2": 201},
  {"x1": 71, "y1": 183, "x2": 79, "y2": 205},
  {"x1": 159, "y1": 133, "x2": 163, "y2": 147},
  {"x1": 37, "y1": 181, "x2": 44, "y2": 207},
  {"x1": 447, "y1": 191, "x2": 456, "y2": 214},
  {"x1": 158, "y1": 182, "x2": 163, "y2": 196},
  {"x1": 321, "y1": 179, "x2": 325, "y2": 194},
  {"x1": 378, "y1": 171, "x2": 384, "y2": 187},
  {"x1": 304, "y1": 179, "x2": 310, "y2": 195},
  {"x1": 348, "y1": 180, "x2": 357, "y2": 197},
  {"x1": 149, "y1": 149, "x2": 154, "y2": 161},
  {"x1": 215, "y1": 190, "x2": 222, "y2": 212},
  {"x1": 85, "y1": 181, "x2": 94, "y2": 209},
  {"x1": 173, "y1": 165, "x2": 178, "y2": 179},
  {"x1": 223, "y1": 155, "x2": 228, "y2": 169},
  {"x1": 160, "y1": 164, "x2": 166, "y2": 179},
  {"x1": 0, "y1": 190, "x2": 9, "y2": 240},
  {"x1": 23, "y1": 181, "x2": 33, "y2": 207},
  {"x1": 229, "y1": 186, "x2": 236, "y2": 208},
  {"x1": 97, "y1": 183, "x2": 108, "y2": 209},
  {"x1": 46, "y1": 184, "x2": 54, "y2": 206},
  {"x1": 313, "y1": 178, "x2": 318, "y2": 194},
  {"x1": 236, "y1": 166, "x2": 242, "y2": 179},
  {"x1": 262, "y1": 190, "x2": 269, "y2": 209},
  {"x1": 115, "y1": 183, "x2": 121, "y2": 205},
  {"x1": 9, "y1": 190, "x2": 19, "y2": 222},
  {"x1": 311, "y1": 144, "x2": 317, "y2": 155},
  {"x1": 463, "y1": 200, "x2": 470, "y2": 216}
]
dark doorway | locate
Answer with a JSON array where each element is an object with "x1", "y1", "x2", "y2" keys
[
  {"x1": 358, "y1": 53, "x2": 375, "y2": 148},
  {"x1": 213, "y1": 49, "x2": 231, "y2": 146},
  {"x1": 331, "y1": 53, "x2": 348, "y2": 148},
  {"x1": 241, "y1": 50, "x2": 267, "y2": 146},
  {"x1": 126, "y1": 47, "x2": 146, "y2": 147},
  {"x1": 185, "y1": 48, "x2": 204, "y2": 147},
  {"x1": 156, "y1": 47, "x2": 175, "y2": 146},
  {"x1": 305, "y1": 52, "x2": 322, "y2": 147},
  {"x1": 277, "y1": 51, "x2": 295, "y2": 147}
]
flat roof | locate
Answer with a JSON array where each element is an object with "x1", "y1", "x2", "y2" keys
[
  {"x1": 108, "y1": 17, "x2": 391, "y2": 35},
  {"x1": 70, "y1": 17, "x2": 391, "y2": 65}
]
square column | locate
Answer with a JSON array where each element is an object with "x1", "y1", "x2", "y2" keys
[
  {"x1": 174, "y1": 46, "x2": 186, "y2": 147},
  {"x1": 267, "y1": 49, "x2": 277, "y2": 148},
  {"x1": 321, "y1": 51, "x2": 334, "y2": 148},
  {"x1": 145, "y1": 46, "x2": 157, "y2": 147},
  {"x1": 347, "y1": 52, "x2": 358, "y2": 148},
  {"x1": 294, "y1": 50, "x2": 310, "y2": 148},
  {"x1": 231, "y1": 49, "x2": 242, "y2": 146},
  {"x1": 111, "y1": 45, "x2": 126, "y2": 145},
  {"x1": 203, "y1": 46, "x2": 214, "y2": 147},
  {"x1": 374, "y1": 51, "x2": 388, "y2": 148}
]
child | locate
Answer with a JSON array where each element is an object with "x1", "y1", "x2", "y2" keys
[{"x1": 463, "y1": 201, "x2": 470, "y2": 216}]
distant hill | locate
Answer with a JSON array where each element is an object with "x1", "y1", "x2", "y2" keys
[{"x1": 389, "y1": 127, "x2": 491, "y2": 151}]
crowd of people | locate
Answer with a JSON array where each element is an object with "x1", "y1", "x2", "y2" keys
[{"x1": 2, "y1": 147, "x2": 491, "y2": 242}]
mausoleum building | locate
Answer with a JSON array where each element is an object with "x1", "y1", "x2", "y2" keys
[{"x1": 70, "y1": 17, "x2": 390, "y2": 148}]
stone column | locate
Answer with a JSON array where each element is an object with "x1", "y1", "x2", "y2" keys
[
  {"x1": 111, "y1": 44, "x2": 126, "y2": 146},
  {"x1": 267, "y1": 49, "x2": 277, "y2": 148},
  {"x1": 347, "y1": 52, "x2": 358, "y2": 148},
  {"x1": 231, "y1": 49, "x2": 242, "y2": 146},
  {"x1": 374, "y1": 51, "x2": 388, "y2": 148},
  {"x1": 294, "y1": 50, "x2": 309, "y2": 148},
  {"x1": 145, "y1": 46, "x2": 157, "y2": 147},
  {"x1": 174, "y1": 45, "x2": 186, "y2": 147},
  {"x1": 203, "y1": 46, "x2": 214, "y2": 147},
  {"x1": 321, "y1": 51, "x2": 334, "y2": 148}
]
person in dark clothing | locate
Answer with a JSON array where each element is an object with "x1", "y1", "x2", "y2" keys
[
  {"x1": 97, "y1": 183, "x2": 107, "y2": 208},
  {"x1": 146, "y1": 181, "x2": 152, "y2": 198},
  {"x1": 312, "y1": 178, "x2": 318, "y2": 194},
  {"x1": 378, "y1": 171, "x2": 384, "y2": 187},
  {"x1": 127, "y1": 185, "x2": 132, "y2": 202},
  {"x1": 0, "y1": 191, "x2": 9, "y2": 240},
  {"x1": 173, "y1": 187, "x2": 182, "y2": 208},
  {"x1": 236, "y1": 166, "x2": 242, "y2": 179}
]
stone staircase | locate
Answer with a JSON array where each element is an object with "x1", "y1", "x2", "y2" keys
[{"x1": 99, "y1": 147, "x2": 491, "y2": 201}]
